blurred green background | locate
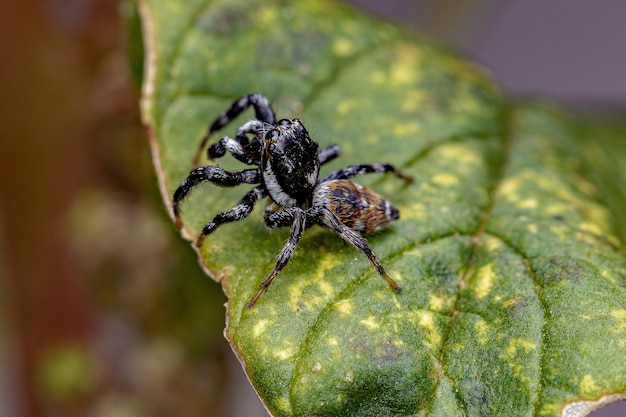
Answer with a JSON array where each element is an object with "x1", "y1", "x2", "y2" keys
[{"x1": 0, "y1": 1, "x2": 624, "y2": 416}]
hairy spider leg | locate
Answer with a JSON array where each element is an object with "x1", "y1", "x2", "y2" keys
[
  {"x1": 194, "y1": 93, "x2": 276, "y2": 165},
  {"x1": 263, "y1": 206, "x2": 315, "y2": 229},
  {"x1": 196, "y1": 186, "x2": 267, "y2": 247},
  {"x1": 207, "y1": 120, "x2": 266, "y2": 163},
  {"x1": 317, "y1": 144, "x2": 342, "y2": 165},
  {"x1": 234, "y1": 119, "x2": 266, "y2": 146},
  {"x1": 247, "y1": 209, "x2": 307, "y2": 308},
  {"x1": 317, "y1": 207, "x2": 402, "y2": 292},
  {"x1": 321, "y1": 163, "x2": 412, "y2": 183},
  {"x1": 172, "y1": 166, "x2": 261, "y2": 228},
  {"x1": 263, "y1": 205, "x2": 402, "y2": 295}
]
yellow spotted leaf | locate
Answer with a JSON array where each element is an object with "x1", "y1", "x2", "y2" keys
[{"x1": 137, "y1": 0, "x2": 626, "y2": 415}]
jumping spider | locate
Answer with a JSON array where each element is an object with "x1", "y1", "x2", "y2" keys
[{"x1": 173, "y1": 93, "x2": 412, "y2": 308}]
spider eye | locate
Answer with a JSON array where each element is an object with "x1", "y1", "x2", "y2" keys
[
  {"x1": 278, "y1": 119, "x2": 290, "y2": 126},
  {"x1": 266, "y1": 129, "x2": 280, "y2": 140}
]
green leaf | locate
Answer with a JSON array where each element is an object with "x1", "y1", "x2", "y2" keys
[{"x1": 137, "y1": 0, "x2": 626, "y2": 415}]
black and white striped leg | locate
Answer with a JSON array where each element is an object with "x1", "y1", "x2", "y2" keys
[
  {"x1": 317, "y1": 207, "x2": 402, "y2": 292},
  {"x1": 196, "y1": 186, "x2": 267, "y2": 247},
  {"x1": 172, "y1": 166, "x2": 261, "y2": 228},
  {"x1": 247, "y1": 209, "x2": 307, "y2": 308},
  {"x1": 318, "y1": 144, "x2": 341, "y2": 165},
  {"x1": 207, "y1": 120, "x2": 266, "y2": 164},
  {"x1": 194, "y1": 93, "x2": 275, "y2": 165},
  {"x1": 321, "y1": 163, "x2": 412, "y2": 183},
  {"x1": 235, "y1": 120, "x2": 267, "y2": 143},
  {"x1": 207, "y1": 136, "x2": 243, "y2": 160},
  {"x1": 264, "y1": 206, "x2": 319, "y2": 229}
]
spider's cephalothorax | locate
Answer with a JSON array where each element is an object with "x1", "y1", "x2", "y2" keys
[
  {"x1": 173, "y1": 93, "x2": 412, "y2": 308},
  {"x1": 262, "y1": 119, "x2": 320, "y2": 208}
]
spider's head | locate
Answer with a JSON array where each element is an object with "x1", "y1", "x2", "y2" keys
[{"x1": 262, "y1": 118, "x2": 320, "y2": 208}]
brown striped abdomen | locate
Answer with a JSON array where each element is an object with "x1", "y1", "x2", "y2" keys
[{"x1": 313, "y1": 180, "x2": 399, "y2": 235}]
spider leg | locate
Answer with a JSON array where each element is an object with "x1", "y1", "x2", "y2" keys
[
  {"x1": 207, "y1": 120, "x2": 265, "y2": 164},
  {"x1": 196, "y1": 186, "x2": 267, "y2": 247},
  {"x1": 207, "y1": 135, "x2": 262, "y2": 166},
  {"x1": 316, "y1": 207, "x2": 402, "y2": 292},
  {"x1": 172, "y1": 166, "x2": 261, "y2": 228},
  {"x1": 318, "y1": 144, "x2": 341, "y2": 165},
  {"x1": 263, "y1": 206, "x2": 318, "y2": 229},
  {"x1": 194, "y1": 93, "x2": 275, "y2": 165},
  {"x1": 247, "y1": 209, "x2": 307, "y2": 308},
  {"x1": 235, "y1": 119, "x2": 266, "y2": 145},
  {"x1": 321, "y1": 163, "x2": 412, "y2": 183}
]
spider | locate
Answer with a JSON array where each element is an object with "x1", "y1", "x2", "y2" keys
[{"x1": 172, "y1": 93, "x2": 412, "y2": 308}]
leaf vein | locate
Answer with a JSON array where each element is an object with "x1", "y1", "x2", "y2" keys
[{"x1": 430, "y1": 105, "x2": 512, "y2": 413}]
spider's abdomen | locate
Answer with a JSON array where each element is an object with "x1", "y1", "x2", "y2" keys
[{"x1": 313, "y1": 180, "x2": 399, "y2": 235}]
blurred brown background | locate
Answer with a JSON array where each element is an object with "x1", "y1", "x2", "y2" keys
[{"x1": 0, "y1": 0, "x2": 624, "y2": 416}]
